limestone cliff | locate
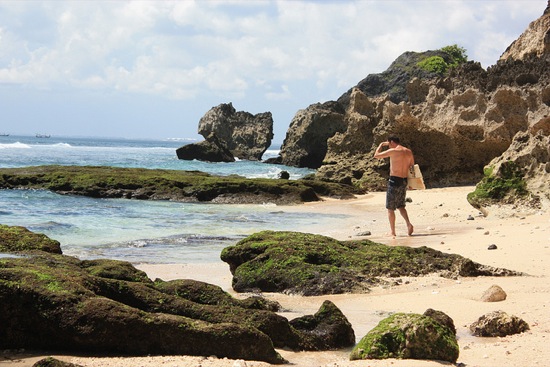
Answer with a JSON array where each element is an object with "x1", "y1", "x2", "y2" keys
[{"x1": 275, "y1": 4, "x2": 550, "y2": 210}]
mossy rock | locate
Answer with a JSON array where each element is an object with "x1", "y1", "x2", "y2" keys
[
  {"x1": 0, "y1": 165, "x2": 358, "y2": 204},
  {"x1": 0, "y1": 225, "x2": 356, "y2": 362},
  {"x1": 220, "y1": 231, "x2": 522, "y2": 295},
  {"x1": 350, "y1": 312, "x2": 459, "y2": 362},
  {"x1": 0, "y1": 224, "x2": 62, "y2": 254},
  {"x1": 467, "y1": 161, "x2": 529, "y2": 209}
]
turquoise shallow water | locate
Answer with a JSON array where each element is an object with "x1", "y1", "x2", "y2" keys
[{"x1": 0, "y1": 135, "x2": 348, "y2": 264}]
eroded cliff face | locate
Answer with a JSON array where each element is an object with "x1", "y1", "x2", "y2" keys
[{"x1": 277, "y1": 4, "x2": 550, "y2": 209}]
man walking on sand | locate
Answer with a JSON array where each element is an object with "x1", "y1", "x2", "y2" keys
[{"x1": 374, "y1": 136, "x2": 415, "y2": 237}]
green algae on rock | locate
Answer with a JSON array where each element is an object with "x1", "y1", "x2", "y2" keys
[
  {"x1": 0, "y1": 224, "x2": 62, "y2": 254},
  {"x1": 0, "y1": 225, "x2": 356, "y2": 362},
  {"x1": 350, "y1": 312, "x2": 459, "y2": 362},
  {"x1": 0, "y1": 165, "x2": 358, "y2": 204},
  {"x1": 220, "y1": 230, "x2": 523, "y2": 296}
]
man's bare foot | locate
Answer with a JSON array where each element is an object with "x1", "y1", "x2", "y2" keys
[
  {"x1": 385, "y1": 232, "x2": 397, "y2": 238},
  {"x1": 408, "y1": 224, "x2": 414, "y2": 236}
]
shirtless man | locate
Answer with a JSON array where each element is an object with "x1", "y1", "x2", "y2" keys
[{"x1": 373, "y1": 136, "x2": 415, "y2": 237}]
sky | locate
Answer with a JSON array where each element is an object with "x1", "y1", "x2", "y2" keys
[{"x1": 0, "y1": 0, "x2": 546, "y2": 142}]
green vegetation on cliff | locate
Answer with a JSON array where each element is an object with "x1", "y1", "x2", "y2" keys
[
  {"x1": 417, "y1": 44, "x2": 467, "y2": 74},
  {"x1": 467, "y1": 161, "x2": 528, "y2": 209}
]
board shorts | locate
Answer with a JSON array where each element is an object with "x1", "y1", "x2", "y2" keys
[{"x1": 386, "y1": 176, "x2": 408, "y2": 210}]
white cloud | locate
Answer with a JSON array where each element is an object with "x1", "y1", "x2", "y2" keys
[{"x1": 0, "y1": 0, "x2": 546, "y2": 137}]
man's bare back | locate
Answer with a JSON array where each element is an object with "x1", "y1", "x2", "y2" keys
[{"x1": 374, "y1": 142, "x2": 414, "y2": 178}]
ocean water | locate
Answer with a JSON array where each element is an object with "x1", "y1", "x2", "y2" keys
[{"x1": 0, "y1": 135, "x2": 349, "y2": 264}]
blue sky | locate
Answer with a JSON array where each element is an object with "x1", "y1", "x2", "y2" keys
[{"x1": 0, "y1": 0, "x2": 545, "y2": 142}]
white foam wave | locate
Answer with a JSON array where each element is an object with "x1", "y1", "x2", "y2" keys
[{"x1": 0, "y1": 142, "x2": 31, "y2": 149}]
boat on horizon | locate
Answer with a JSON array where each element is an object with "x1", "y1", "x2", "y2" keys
[
  {"x1": 36, "y1": 134, "x2": 51, "y2": 138},
  {"x1": 0, "y1": 133, "x2": 9, "y2": 137}
]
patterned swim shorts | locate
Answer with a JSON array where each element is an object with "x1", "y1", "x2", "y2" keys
[{"x1": 386, "y1": 176, "x2": 408, "y2": 210}]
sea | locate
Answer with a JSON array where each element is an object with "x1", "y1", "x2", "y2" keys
[{"x1": 0, "y1": 135, "x2": 351, "y2": 264}]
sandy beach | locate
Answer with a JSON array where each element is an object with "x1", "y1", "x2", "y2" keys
[{"x1": 3, "y1": 186, "x2": 549, "y2": 367}]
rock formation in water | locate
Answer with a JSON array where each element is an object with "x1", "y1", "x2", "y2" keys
[{"x1": 177, "y1": 103, "x2": 274, "y2": 162}]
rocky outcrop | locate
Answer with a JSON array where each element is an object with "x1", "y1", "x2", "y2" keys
[
  {"x1": 272, "y1": 5, "x2": 550, "y2": 206},
  {"x1": 276, "y1": 101, "x2": 347, "y2": 168},
  {"x1": 469, "y1": 310, "x2": 530, "y2": 337},
  {"x1": 500, "y1": 1, "x2": 550, "y2": 61},
  {"x1": 178, "y1": 103, "x2": 274, "y2": 162},
  {"x1": 176, "y1": 134, "x2": 234, "y2": 162},
  {"x1": 220, "y1": 231, "x2": 523, "y2": 296},
  {"x1": 0, "y1": 225, "x2": 357, "y2": 363},
  {"x1": 0, "y1": 165, "x2": 360, "y2": 205},
  {"x1": 350, "y1": 311, "x2": 459, "y2": 362},
  {"x1": 467, "y1": 130, "x2": 550, "y2": 211}
]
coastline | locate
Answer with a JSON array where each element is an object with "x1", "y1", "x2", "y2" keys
[{"x1": 3, "y1": 186, "x2": 549, "y2": 367}]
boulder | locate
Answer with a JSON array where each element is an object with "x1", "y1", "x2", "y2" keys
[
  {"x1": 220, "y1": 230, "x2": 523, "y2": 296},
  {"x1": 350, "y1": 311, "x2": 459, "y2": 363},
  {"x1": 469, "y1": 310, "x2": 530, "y2": 337},
  {"x1": 198, "y1": 102, "x2": 273, "y2": 161},
  {"x1": 176, "y1": 134, "x2": 235, "y2": 162},
  {"x1": 278, "y1": 101, "x2": 347, "y2": 169},
  {"x1": 0, "y1": 224, "x2": 62, "y2": 254},
  {"x1": 480, "y1": 284, "x2": 507, "y2": 302},
  {"x1": 289, "y1": 300, "x2": 355, "y2": 350},
  {"x1": 0, "y1": 225, "x2": 357, "y2": 363},
  {"x1": 32, "y1": 357, "x2": 83, "y2": 367}
]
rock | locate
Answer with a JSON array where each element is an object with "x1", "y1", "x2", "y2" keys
[
  {"x1": 0, "y1": 225, "x2": 360, "y2": 363},
  {"x1": 0, "y1": 224, "x2": 62, "y2": 254},
  {"x1": 356, "y1": 231, "x2": 371, "y2": 236},
  {"x1": 480, "y1": 285, "x2": 507, "y2": 302},
  {"x1": 278, "y1": 101, "x2": 347, "y2": 169},
  {"x1": 176, "y1": 134, "x2": 235, "y2": 162},
  {"x1": 289, "y1": 300, "x2": 355, "y2": 349},
  {"x1": 467, "y1": 130, "x2": 550, "y2": 211},
  {"x1": 488, "y1": 244, "x2": 498, "y2": 250},
  {"x1": 350, "y1": 311, "x2": 459, "y2": 362},
  {"x1": 197, "y1": 102, "x2": 274, "y2": 161},
  {"x1": 500, "y1": 2, "x2": 550, "y2": 61},
  {"x1": 469, "y1": 310, "x2": 530, "y2": 337},
  {"x1": 220, "y1": 230, "x2": 523, "y2": 296},
  {"x1": 423, "y1": 308, "x2": 456, "y2": 335},
  {"x1": 0, "y1": 165, "x2": 358, "y2": 205},
  {"x1": 32, "y1": 357, "x2": 83, "y2": 367},
  {"x1": 278, "y1": 170, "x2": 290, "y2": 179}
]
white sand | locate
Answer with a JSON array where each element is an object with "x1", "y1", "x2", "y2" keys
[{"x1": 3, "y1": 187, "x2": 549, "y2": 367}]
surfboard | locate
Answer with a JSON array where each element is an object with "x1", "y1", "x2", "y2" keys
[{"x1": 407, "y1": 164, "x2": 426, "y2": 190}]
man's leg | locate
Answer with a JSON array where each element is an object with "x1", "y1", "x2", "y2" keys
[
  {"x1": 387, "y1": 209, "x2": 397, "y2": 237},
  {"x1": 398, "y1": 207, "x2": 414, "y2": 236}
]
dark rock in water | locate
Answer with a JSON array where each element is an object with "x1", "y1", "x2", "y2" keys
[
  {"x1": 176, "y1": 134, "x2": 235, "y2": 162},
  {"x1": 0, "y1": 225, "x2": 357, "y2": 363},
  {"x1": 278, "y1": 170, "x2": 290, "y2": 180},
  {"x1": 469, "y1": 310, "x2": 530, "y2": 337},
  {"x1": 220, "y1": 230, "x2": 523, "y2": 296},
  {"x1": 350, "y1": 311, "x2": 459, "y2": 362},
  {"x1": 197, "y1": 102, "x2": 274, "y2": 161}
]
